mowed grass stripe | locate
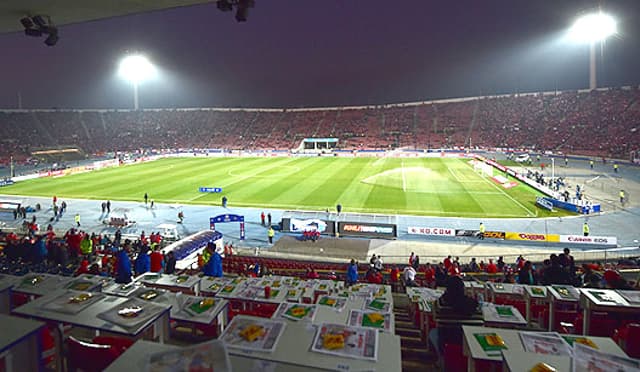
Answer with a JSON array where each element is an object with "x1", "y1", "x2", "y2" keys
[
  {"x1": 274, "y1": 157, "x2": 354, "y2": 208},
  {"x1": 185, "y1": 157, "x2": 294, "y2": 204},
  {"x1": 449, "y1": 160, "x2": 502, "y2": 216},
  {"x1": 0, "y1": 157, "x2": 570, "y2": 218},
  {"x1": 328, "y1": 158, "x2": 375, "y2": 212},
  {"x1": 227, "y1": 157, "x2": 319, "y2": 203},
  {"x1": 363, "y1": 158, "x2": 409, "y2": 214}
]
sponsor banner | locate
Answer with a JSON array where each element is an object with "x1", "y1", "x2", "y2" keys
[
  {"x1": 199, "y1": 187, "x2": 223, "y2": 193},
  {"x1": 560, "y1": 235, "x2": 617, "y2": 246},
  {"x1": 407, "y1": 227, "x2": 455, "y2": 237},
  {"x1": 290, "y1": 218, "x2": 328, "y2": 233},
  {"x1": 536, "y1": 197, "x2": 554, "y2": 211},
  {"x1": 483, "y1": 231, "x2": 506, "y2": 240},
  {"x1": 505, "y1": 232, "x2": 560, "y2": 242},
  {"x1": 456, "y1": 229, "x2": 480, "y2": 237},
  {"x1": 338, "y1": 222, "x2": 397, "y2": 239}
]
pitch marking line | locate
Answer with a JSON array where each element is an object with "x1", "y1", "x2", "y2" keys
[
  {"x1": 465, "y1": 164, "x2": 536, "y2": 217},
  {"x1": 401, "y1": 161, "x2": 407, "y2": 192}
]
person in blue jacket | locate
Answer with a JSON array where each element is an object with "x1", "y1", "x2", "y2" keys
[
  {"x1": 115, "y1": 247, "x2": 132, "y2": 284},
  {"x1": 346, "y1": 258, "x2": 359, "y2": 287},
  {"x1": 203, "y1": 243, "x2": 223, "y2": 277},
  {"x1": 135, "y1": 246, "x2": 151, "y2": 275}
]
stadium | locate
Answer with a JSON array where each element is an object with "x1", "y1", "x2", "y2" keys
[{"x1": 1, "y1": 1, "x2": 640, "y2": 372}]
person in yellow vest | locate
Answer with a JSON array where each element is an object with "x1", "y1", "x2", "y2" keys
[
  {"x1": 583, "y1": 222, "x2": 590, "y2": 237},
  {"x1": 268, "y1": 226, "x2": 275, "y2": 244},
  {"x1": 590, "y1": 160, "x2": 594, "y2": 169},
  {"x1": 620, "y1": 190, "x2": 626, "y2": 206},
  {"x1": 613, "y1": 163, "x2": 619, "y2": 173},
  {"x1": 478, "y1": 222, "x2": 485, "y2": 240},
  {"x1": 80, "y1": 234, "x2": 93, "y2": 259},
  {"x1": 74, "y1": 213, "x2": 81, "y2": 227}
]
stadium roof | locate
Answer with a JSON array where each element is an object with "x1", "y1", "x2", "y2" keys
[{"x1": 0, "y1": 0, "x2": 214, "y2": 34}]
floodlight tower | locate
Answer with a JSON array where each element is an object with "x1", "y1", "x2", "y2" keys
[
  {"x1": 118, "y1": 54, "x2": 156, "y2": 110},
  {"x1": 568, "y1": 11, "x2": 617, "y2": 90}
]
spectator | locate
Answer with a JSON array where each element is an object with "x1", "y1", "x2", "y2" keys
[
  {"x1": 164, "y1": 251, "x2": 176, "y2": 274},
  {"x1": 115, "y1": 246, "x2": 132, "y2": 284},
  {"x1": 135, "y1": 247, "x2": 151, "y2": 275},
  {"x1": 429, "y1": 276, "x2": 481, "y2": 355},
  {"x1": 541, "y1": 254, "x2": 570, "y2": 285},
  {"x1": 469, "y1": 258, "x2": 479, "y2": 272},
  {"x1": 486, "y1": 259, "x2": 498, "y2": 274},
  {"x1": 390, "y1": 265, "x2": 400, "y2": 291},
  {"x1": 403, "y1": 266, "x2": 417, "y2": 287},
  {"x1": 517, "y1": 261, "x2": 537, "y2": 285},
  {"x1": 373, "y1": 255, "x2": 383, "y2": 272},
  {"x1": 412, "y1": 255, "x2": 420, "y2": 270},
  {"x1": 150, "y1": 248, "x2": 164, "y2": 273},
  {"x1": 346, "y1": 259, "x2": 359, "y2": 287},
  {"x1": 306, "y1": 267, "x2": 320, "y2": 279},
  {"x1": 203, "y1": 244, "x2": 223, "y2": 277},
  {"x1": 423, "y1": 263, "x2": 435, "y2": 288}
]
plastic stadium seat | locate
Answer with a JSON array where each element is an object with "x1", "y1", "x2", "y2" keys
[
  {"x1": 66, "y1": 336, "x2": 120, "y2": 372},
  {"x1": 443, "y1": 343, "x2": 467, "y2": 372},
  {"x1": 91, "y1": 336, "x2": 134, "y2": 355}
]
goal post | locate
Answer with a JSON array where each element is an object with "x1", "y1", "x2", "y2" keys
[{"x1": 472, "y1": 160, "x2": 494, "y2": 177}]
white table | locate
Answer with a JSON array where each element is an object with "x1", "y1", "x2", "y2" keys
[
  {"x1": 546, "y1": 285, "x2": 580, "y2": 332},
  {"x1": 139, "y1": 273, "x2": 201, "y2": 295},
  {"x1": 558, "y1": 334, "x2": 627, "y2": 356},
  {"x1": 0, "y1": 314, "x2": 45, "y2": 372},
  {"x1": 482, "y1": 303, "x2": 527, "y2": 328},
  {"x1": 105, "y1": 340, "x2": 329, "y2": 372},
  {"x1": 13, "y1": 289, "x2": 172, "y2": 371},
  {"x1": 227, "y1": 315, "x2": 402, "y2": 372},
  {"x1": 486, "y1": 283, "x2": 524, "y2": 303},
  {"x1": 12, "y1": 289, "x2": 172, "y2": 340},
  {"x1": 64, "y1": 275, "x2": 107, "y2": 292},
  {"x1": 580, "y1": 288, "x2": 640, "y2": 336},
  {"x1": 522, "y1": 285, "x2": 548, "y2": 327},
  {"x1": 463, "y1": 325, "x2": 525, "y2": 372},
  {"x1": 501, "y1": 350, "x2": 570, "y2": 372},
  {"x1": 156, "y1": 292, "x2": 229, "y2": 338},
  {"x1": 199, "y1": 276, "x2": 232, "y2": 297},
  {"x1": 101, "y1": 281, "x2": 142, "y2": 297},
  {"x1": 0, "y1": 274, "x2": 18, "y2": 314},
  {"x1": 11, "y1": 273, "x2": 73, "y2": 299}
]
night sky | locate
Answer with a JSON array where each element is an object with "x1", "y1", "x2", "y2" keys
[{"x1": 0, "y1": 0, "x2": 639, "y2": 109}]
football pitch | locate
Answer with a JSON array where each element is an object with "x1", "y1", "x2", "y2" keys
[{"x1": 1, "y1": 157, "x2": 561, "y2": 218}]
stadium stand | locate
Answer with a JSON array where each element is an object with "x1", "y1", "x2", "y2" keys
[{"x1": 2, "y1": 87, "x2": 639, "y2": 163}]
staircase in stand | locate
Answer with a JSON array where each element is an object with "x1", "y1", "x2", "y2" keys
[{"x1": 393, "y1": 293, "x2": 437, "y2": 371}]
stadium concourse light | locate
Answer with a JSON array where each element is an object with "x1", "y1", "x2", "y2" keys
[
  {"x1": 118, "y1": 54, "x2": 157, "y2": 110},
  {"x1": 568, "y1": 12, "x2": 617, "y2": 90}
]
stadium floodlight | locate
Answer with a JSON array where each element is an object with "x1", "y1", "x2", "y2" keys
[
  {"x1": 118, "y1": 54, "x2": 156, "y2": 110},
  {"x1": 568, "y1": 12, "x2": 617, "y2": 44},
  {"x1": 567, "y1": 11, "x2": 617, "y2": 90}
]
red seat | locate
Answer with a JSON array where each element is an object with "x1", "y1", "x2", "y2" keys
[
  {"x1": 91, "y1": 336, "x2": 134, "y2": 355},
  {"x1": 66, "y1": 336, "x2": 120, "y2": 372},
  {"x1": 443, "y1": 343, "x2": 467, "y2": 372}
]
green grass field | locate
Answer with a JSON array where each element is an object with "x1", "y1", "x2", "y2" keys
[{"x1": 0, "y1": 157, "x2": 567, "y2": 218}]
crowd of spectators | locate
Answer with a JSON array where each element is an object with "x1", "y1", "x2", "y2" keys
[{"x1": 1, "y1": 87, "x2": 638, "y2": 165}]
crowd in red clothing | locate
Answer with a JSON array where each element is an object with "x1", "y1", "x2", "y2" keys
[{"x1": 2, "y1": 87, "x2": 639, "y2": 165}]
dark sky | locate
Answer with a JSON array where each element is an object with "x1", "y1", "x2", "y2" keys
[{"x1": 0, "y1": 0, "x2": 639, "y2": 109}]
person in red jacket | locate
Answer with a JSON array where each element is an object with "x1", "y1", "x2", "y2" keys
[
  {"x1": 443, "y1": 255, "x2": 453, "y2": 271},
  {"x1": 486, "y1": 259, "x2": 498, "y2": 274},
  {"x1": 448, "y1": 261, "x2": 461, "y2": 277},
  {"x1": 150, "y1": 248, "x2": 164, "y2": 273},
  {"x1": 423, "y1": 263, "x2": 436, "y2": 288},
  {"x1": 306, "y1": 267, "x2": 320, "y2": 279}
]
